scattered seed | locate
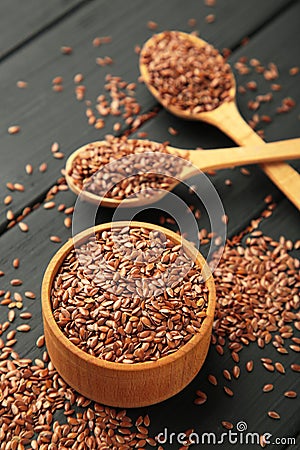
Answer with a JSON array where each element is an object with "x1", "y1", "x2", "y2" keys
[
  {"x1": 25, "y1": 163, "x2": 33, "y2": 175},
  {"x1": 16, "y1": 324, "x2": 31, "y2": 332},
  {"x1": 205, "y1": 14, "x2": 215, "y2": 23},
  {"x1": 50, "y1": 235, "x2": 62, "y2": 243},
  {"x1": 147, "y1": 20, "x2": 158, "y2": 30},
  {"x1": 12, "y1": 258, "x2": 19, "y2": 269},
  {"x1": 223, "y1": 369, "x2": 231, "y2": 381},
  {"x1": 36, "y1": 335, "x2": 45, "y2": 348},
  {"x1": 289, "y1": 67, "x2": 299, "y2": 76},
  {"x1": 268, "y1": 411, "x2": 280, "y2": 420},
  {"x1": 8, "y1": 125, "x2": 20, "y2": 135},
  {"x1": 24, "y1": 291, "x2": 36, "y2": 299},
  {"x1": 275, "y1": 362, "x2": 285, "y2": 374},
  {"x1": 223, "y1": 386, "x2": 234, "y2": 397},
  {"x1": 10, "y1": 279, "x2": 23, "y2": 286},
  {"x1": 61, "y1": 46, "x2": 72, "y2": 55},
  {"x1": 263, "y1": 384, "x2": 274, "y2": 393},
  {"x1": 246, "y1": 360, "x2": 254, "y2": 372},
  {"x1": 208, "y1": 374, "x2": 218, "y2": 386},
  {"x1": 17, "y1": 80, "x2": 28, "y2": 88},
  {"x1": 221, "y1": 421, "x2": 233, "y2": 430},
  {"x1": 19, "y1": 312, "x2": 32, "y2": 319},
  {"x1": 284, "y1": 391, "x2": 297, "y2": 398},
  {"x1": 39, "y1": 162, "x2": 48, "y2": 173}
]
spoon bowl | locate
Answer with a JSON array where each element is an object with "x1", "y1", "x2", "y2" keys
[
  {"x1": 140, "y1": 31, "x2": 300, "y2": 209},
  {"x1": 65, "y1": 138, "x2": 300, "y2": 208}
]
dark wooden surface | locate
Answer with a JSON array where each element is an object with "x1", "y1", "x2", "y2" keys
[{"x1": 0, "y1": 1, "x2": 299, "y2": 449}]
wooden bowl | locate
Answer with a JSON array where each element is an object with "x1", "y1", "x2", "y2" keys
[{"x1": 41, "y1": 221, "x2": 216, "y2": 408}]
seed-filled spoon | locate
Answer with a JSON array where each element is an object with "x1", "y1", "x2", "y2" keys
[
  {"x1": 139, "y1": 31, "x2": 300, "y2": 209},
  {"x1": 65, "y1": 137, "x2": 300, "y2": 208}
]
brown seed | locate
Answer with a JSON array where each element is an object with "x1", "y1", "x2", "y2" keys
[
  {"x1": 44, "y1": 201, "x2": 56, "y2": 210},
  {"x1": 221, "y1": 421, "x2": 233, "y2": 430},
  {"x1": 194, "y1": 396, "x2": 207, "y2": 405},
  {"x1": 50, "y1": 236, "x2": 62, "y2": 243},
  {"x1": 13, "y1": 258, "x2": 19, "y2": 269},
  {"x1": 232, "y1": 365, "x2": 240, "y2": 379},
  {"x1": 284, "y1": 391, "x2": 297, "y2": 398},
  {"x1": 53, "y1": 152, "x2": 65, "y2": 159},
  {"x1": 223, "y1": 369, "x2": 231, "y2": 380},
  {"x1": 4, "y1": 195, "x2": 13, "y2": 205},
  {"x1": 25, "y1": 164, "x2": 33, "y2": 175},
  {"x1": 290, "y1": 345, "x2": 300, "y2": 352},
  {"x1": 17, "y1": 80, "x2": 28, "y2": 88},
  {"x1": 39, "y1": 162, "x2": 48, "y2": 173},
  {"x1": 140, "y1": 31, "x2": 233, "y2": 114},
  {"x1": 263, "y1": 384, "x2": 274, "y2": 393},
  {"x1": 61, "y1": 46, "x2": 72, "y2": 54},
  {"x1": 36, "y1": 335, "x2": 45, "y2": 348},
  {"x1": 291, "y1": 364, "x2": 300, "y2": 372},
  {"x1": 20, "y1": 312, "x2": 32, "y2": 319},
  {"x1": 208, "y1": 374, "x2": 218, "y2": 386},
  {"x1": 74, "y1": 73, "x2": 84, "y2": 84},
  {"x1": 263, "y1": 363, "x2": 275, "y2": 372},
  {"x1": 8, "y1": 125, "x2": 20, "y2": 135},
  {"x1": 275, "y1": 362, "x2": 285, "y2": 374},
  {"x1": 10, "y1": 279, "x2": 23, "y2": 286},
  {"x1": 25, "y1": 291, "x2": 36, "y2": 299},
  {"x1": 289, "y1": 67, "x2": 299, "y2": 76},
  {"x1": 147, "y1": 21, "x2": 158, "y2": 30},
  {"x1": 246, "y1": 360, "x2": 254, "y2": 372},
  {"x1": 223, "y1": 386, "x2": 234, "y2": 397},
  {"x1": 52, "y1": 76, "x2": 63, "y2": 84},
  {"x1": 205, "y1": 14, "x2": 215, "y2": 23},
  {"x1": 268, "y1": 411, "x2": 280, "y2": 420},
  {"x1": 51, "y1": 142, "x2": 60, "y2": 153},
  {"x1": 64, "y1": 217, "x2": 72, "y2": 229},
  {"x1": 16, "y1": 324, "x2": 31, "y2": 332},
  {"x1": 6, "y1": 182, "x2": 15, "y2": 191},
  {"x1": 14, "y1": 183, "x2": 24, "y2": 192}
]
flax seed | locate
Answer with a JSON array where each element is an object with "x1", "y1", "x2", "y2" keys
[
  {"x1": 268, "y1": 411, "x2": 280, "y2": 420},
  {"x1": 16, "y1": 324, "x2": 31, "y2": 332},
  {"x1": 24, "y1": 291, "x2": 36, "y2": 299},
  {"x1": 246, "y1": 360, "x2": 254, "y2": 372},
  {"x1": 68, "y1": 137, "x2": 188, "y2": 200},
  {"x1": 223, "y1": 386, "x2": 234, "y2": 397},
  {"x1": 25, "y1": 163, "x2": 33, "y2": 174},
  {"x1": 51, "y1": 225, "x2": 209, "y2": 363},
  {"x1": 140, "y1": 31, "x2": 233, "y2": 113},
  {"x1": 275, "y1": 362, "x2": 285, "y2": 374},
  {"x1": 50, "y1": 236, "x2": 62, "y2": 243},
  {"x1": 284, "y1": 391, "x2": 297, "y2": 398},
  {"x1": 221, "y1": 421, "x2": 233, "y2": 430},
  {"x1": 8, "y1": 125, "x2": 20, "y2": 135},
  {"x1": 208, "y1": 374, "x2": 218, "y2": 386},
  {"x1": 263, "y1": 384, "x2": 274, "y2": 393},
  {"x1": 61, "y1": 46, "x2": 72, "y2": 55}
]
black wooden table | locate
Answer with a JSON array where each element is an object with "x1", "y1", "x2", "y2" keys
[{"x1": 0, "y1": 1, "x2": 299, "y2": 449}]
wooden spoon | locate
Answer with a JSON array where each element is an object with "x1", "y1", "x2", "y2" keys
[
  {"x1": 139, "y1": 31, "x2": 300, "y2": 209},
  {"x1": 65, "y1": 137, "x2": 300, "y2": 208}
]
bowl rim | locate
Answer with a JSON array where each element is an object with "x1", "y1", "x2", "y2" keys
[{"x1": 42, "y1": 220, "x2": 216, "y2": 373}]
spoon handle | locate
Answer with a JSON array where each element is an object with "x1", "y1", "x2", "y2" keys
[
  {"x1": 205, "y1": 101, "x2": 300, "y2": 209},
  {"x1": 188, "y1": 138, "x2": 300, "y2": 171}
]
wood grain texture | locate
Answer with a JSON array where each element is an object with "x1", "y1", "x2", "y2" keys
[
  {"x1": 0, "y1": 0, "x2": 297, "y2": 227},
  {"x1": 0, "y1": 0, "x2": 89, "y2": 59}
]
